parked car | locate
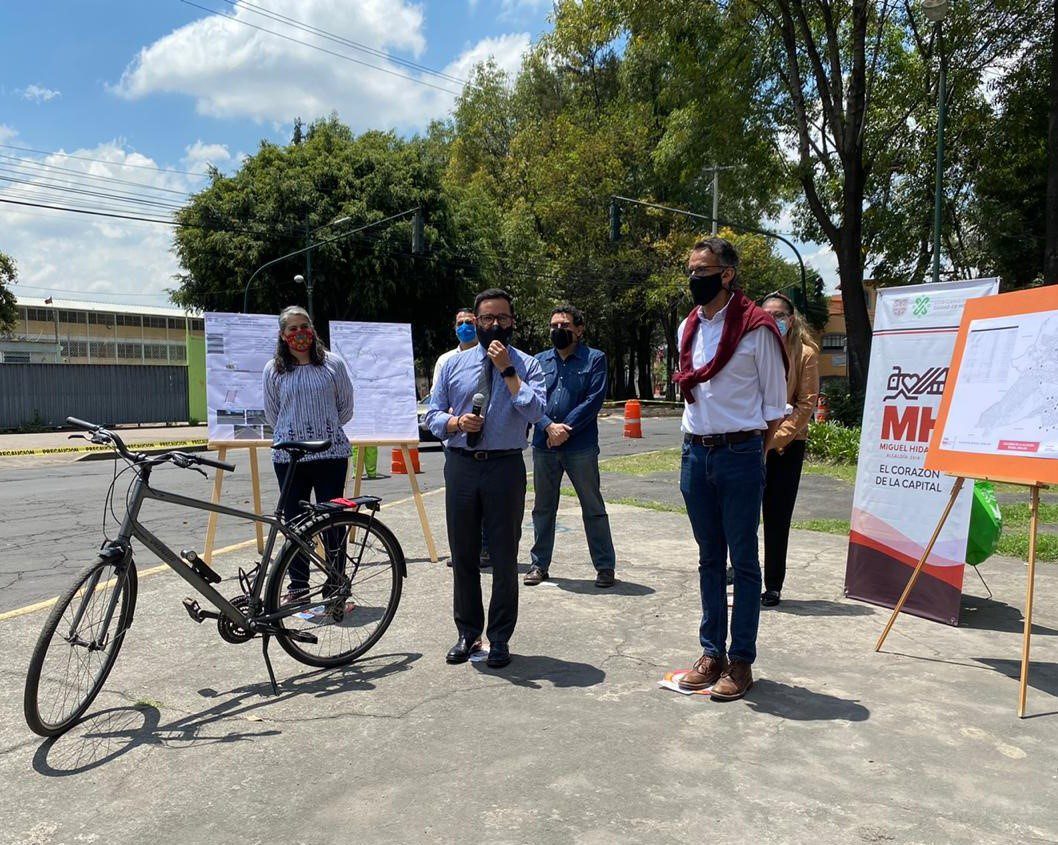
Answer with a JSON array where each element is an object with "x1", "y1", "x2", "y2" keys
[{"x1": 417, "y1": 395, "x2": 441, "y2": 443}]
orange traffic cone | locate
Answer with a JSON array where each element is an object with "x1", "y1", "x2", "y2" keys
[
  {"x1": 391, "y1": 447, "x2": 407, "y2": 474},
  {"x1": 408, "y1": 448, "x2": 421, "y2": 474},
  {"x1": 623, "y1": 399, "x2": 642, "y2": 438}
]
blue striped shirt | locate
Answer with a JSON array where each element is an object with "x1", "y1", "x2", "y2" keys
[
  {"x1": 263, "y1": 351, "x2": 355, "y2": 463},
  {"x1": 425, "y1": 344, "x2": 546, "y2": 450}
]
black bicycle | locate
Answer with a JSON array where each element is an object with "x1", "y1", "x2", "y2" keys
[{"x1": 24, "y1": 417, "x2": 406, "y2": 737}]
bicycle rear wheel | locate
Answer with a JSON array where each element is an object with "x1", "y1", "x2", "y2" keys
[
  {"x1": 265, "y1": 510, "x2": 403, "y2": 667},
  {"x1": 24, "y1": 555, "x2": 137, "y2": 737}
]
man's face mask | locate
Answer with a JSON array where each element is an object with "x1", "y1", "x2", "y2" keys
[
  {"x1": 455, "y1": 320, "x2": 477, "y2": 343},
  {"x1": 689, "y1": 270, "x2": 725, "y2": 306}
]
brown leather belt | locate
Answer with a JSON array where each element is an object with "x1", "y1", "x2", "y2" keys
[
  {"x1": 683, "y1": 431, "x2": 763, "y2": 448},
  {"x1": 447, "y1": 447, "x2": 523, "y2": 461}
]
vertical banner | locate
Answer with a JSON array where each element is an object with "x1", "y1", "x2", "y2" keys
[{"x1": 845, "y1": 278, "x2": 999, "y2": 625}]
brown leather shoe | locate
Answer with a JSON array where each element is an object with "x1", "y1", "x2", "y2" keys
[
  {"x1": 710, "y1": 659, "x2": 753, "y2": 701},
  {"x1": 677, "y1": 653, "x2": 727, "y2": 691}
]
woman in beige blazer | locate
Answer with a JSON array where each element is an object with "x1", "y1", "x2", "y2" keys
[{"x1": 761, "y1": 293, "x2": 820, "y2": 607}]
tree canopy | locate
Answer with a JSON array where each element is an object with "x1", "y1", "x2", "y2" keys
[{"x1": 0, "y1": 250, "x2": 17, "y2": 334}]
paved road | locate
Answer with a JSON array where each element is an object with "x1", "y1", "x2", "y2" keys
[{"x1": 0, "y1": 413, "x2": 686, "y2": 612}]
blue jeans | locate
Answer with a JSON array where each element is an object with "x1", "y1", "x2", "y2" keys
[
  {"x1": 530, "y1": 446, "x2": 616, "y2": 573},
  {"x1": 679, "y1": 436, "x2": 765, "y2": 664}
]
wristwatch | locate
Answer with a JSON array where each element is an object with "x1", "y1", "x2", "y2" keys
[{"x1": 500, "y1": 365, "x2": 517, "y2": 379}]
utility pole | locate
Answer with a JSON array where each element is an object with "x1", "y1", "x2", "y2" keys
[
  {"x1": 45, "y1": 296, "x2": 60, "y2": 362},
  {"x1": 703, "y1": 164, "x2": 735, "y2": 236}
]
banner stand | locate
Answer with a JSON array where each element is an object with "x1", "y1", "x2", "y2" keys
[
  {"x1": 201, "y1": 439, "x2": 438, "y2": 566},
  {"x1": 875, "y1": 474, "x2": 1048, "y2": 717}
]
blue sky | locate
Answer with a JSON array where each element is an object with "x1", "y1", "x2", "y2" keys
[{"x1": 0, "y1": 0, "x2": 835, "y2": 306}]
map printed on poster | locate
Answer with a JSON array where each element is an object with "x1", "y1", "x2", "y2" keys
[
  {"x1": 329, "y1": 321, "x2": 418, "y2": 442},
  {"x1": 205, "y1": 312, "x2": 276, "y2": 442},
  {"x1": 938, "y1": 310, "x2": 1058, "y2": 459}
]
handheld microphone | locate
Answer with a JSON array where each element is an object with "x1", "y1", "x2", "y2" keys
[{"x1": 466, "y1": 392, "x2": 485, "y2": 447}]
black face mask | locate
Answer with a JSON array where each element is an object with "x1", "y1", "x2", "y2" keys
[
  {"x1": 689, "y1": 271, "x2": 724, "y2": 306},
  {"x1": 550, "y1": 327, "x2": 574, "y2": 349},
  {"x1": 477, "y1": 323, "x2": 514, "y2": 348}
]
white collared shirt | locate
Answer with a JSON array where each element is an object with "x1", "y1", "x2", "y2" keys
[{"x1": 679, "y1": 301, "x2": 788, "y2": 435}]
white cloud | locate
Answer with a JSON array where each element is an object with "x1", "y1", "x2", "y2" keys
[
  {"x1": 20, "y1": 84, "x2": 61, "y2": 103},
  {"x1": 112, "y1": 0, "x2": 530, "y2": 130},
  {"x1": 0, "y1": 124, "x2": 17, "y2": 144},
  {"x1": 182, "y1": 140, "x2": 233, "y2": 174},
  {"x1": 499, "y1": 0, "x2": 551, "y2": 21},
  {"x1": 0, "y1": 141, "x2": 204, "y2": 306}
]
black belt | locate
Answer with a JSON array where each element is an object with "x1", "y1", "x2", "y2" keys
[
  {"x1": 447, "y1": 447, "x2": 523, "y2": 461},
  {"x1": 684, "y1": 431, "x2": 763, "y2": 448}
]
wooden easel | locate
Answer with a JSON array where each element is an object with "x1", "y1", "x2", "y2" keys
[
  {"x1": 875, "y1": 474, "x2": 1048, "y2": 718},
  {"x1": 202, "y1": 440, "x2": 269, "y2": 564},
  {"x1": 201, "y1": 439, "x2": 439, "y2": 565},
  {"x1": 349, "y1": 439, "x2": 438, "y2": 564}
]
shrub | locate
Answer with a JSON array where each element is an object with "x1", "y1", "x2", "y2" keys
[
  {"x1": 807, "y1": 421, "x2": 861, "y2": 463},
  {"x1": 820, "y1": 378, "x2": 865, "y2": 428}
]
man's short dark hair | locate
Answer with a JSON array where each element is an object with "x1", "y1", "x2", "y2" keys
[
  {"x1": 691, "y1": 237, "x2": 740, "y2": 270},
  {"x1": 454, "y1": 306, "x2": 474, "y2": 319},
  {"x1": 474, "y1": 288, "x2": 515, "y2": 315},
  {"x1": 550, "y1": 304, "x2": 584, "y2": 327}
]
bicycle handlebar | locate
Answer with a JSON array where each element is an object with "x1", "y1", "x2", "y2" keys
[{"x1": 66, "y1": 416, "x2": 235, "y2": 473}]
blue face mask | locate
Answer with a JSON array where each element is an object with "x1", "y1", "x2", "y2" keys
[
  {"x1": 775, "y1": 317, "x2": 790, "y2": 337},
  {"x1": 455, "y1": 322, "x2": 476, "y2": 343}
]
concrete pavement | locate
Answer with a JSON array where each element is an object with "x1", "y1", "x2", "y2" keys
[{"x1": 2, "y1": 487, "x2": 1057, "y2": 844}]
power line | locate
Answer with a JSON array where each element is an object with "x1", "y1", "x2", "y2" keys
[
  {"x1": 179, "y1": 0, "x2": 464, "y2": 96},
  {"x1": 0, "y1": 142, "x2": 210, "y2": 178},
  {"x1": 225, "y1": 0, "x2": 471, "y2": 89},
  {"x1": 0, "y1": 152, "x2": 193, "y2": 197},
  {"x1": 0, "y1": 170, "x2": 187, "y2": 212}
]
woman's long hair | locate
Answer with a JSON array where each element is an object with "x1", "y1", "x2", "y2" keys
[
  {"x1": 273, "y1": 305, "x2": 327, "y2": 374},
  {"x1": 762, "y1": 292, "x2": 819, "y2": 357}
]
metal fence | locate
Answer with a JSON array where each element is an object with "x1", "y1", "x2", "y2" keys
[{"x1": 0, "y1": 364, "x2": 189, "y2": 429}]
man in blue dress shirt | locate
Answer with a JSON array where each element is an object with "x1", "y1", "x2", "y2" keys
[
  {"x1": 525, "y1": 304, "x2": 616, "y2": 589},
  {"x1": 426, "y1": 288, "x2": 546, "y2": 668}
]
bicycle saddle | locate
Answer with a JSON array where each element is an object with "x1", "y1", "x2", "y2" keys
[{"x1": 272, "y1": 439, "x2": 332, "y2": 454}]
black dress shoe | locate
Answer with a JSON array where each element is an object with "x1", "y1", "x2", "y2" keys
[
  {"x1": 445, "y1": 636, "x2": 481, "y2": 664},
  {"x1": 595, "y1": 568, "x2": 615, "y2": 588},
  {"x1": 761, "y1": 590, "x2": 781, "y2": 607},
  {"x1": 486, "y1": 642, "x2": 511, "y2": 668}
]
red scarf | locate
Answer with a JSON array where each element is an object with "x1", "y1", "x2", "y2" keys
[{"x1": 673, "y1": 290, "x2": 789, "y2": 404}]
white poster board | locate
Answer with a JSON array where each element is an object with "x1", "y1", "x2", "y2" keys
[
  {"x1": 845, "y1": 278, "x2": 998, "y2": 625},
  {"x1": 329, "y1": 321, "x2": 418, "y2": 442},
  {"x1": 205, "y1": 312, "x2": 276, "y2": 442},
  {"x1": 937, "y1": 310, "x2": 1058, "y2": 459}
]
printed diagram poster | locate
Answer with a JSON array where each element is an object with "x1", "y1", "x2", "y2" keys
[
  {"x1": 845, "y1": 278, "x2": 998, "y2": 625},
  {"x1": 937, "y1": 311, "x2": 1058, "y2": 459},
  {"x1": 205, "y1": 312, "x2": 276, "y2": 442},
  {"x1": 329, "y1": 321, "x2": 418, "y2": 442}
]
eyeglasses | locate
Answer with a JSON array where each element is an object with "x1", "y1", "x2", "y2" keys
[
  {"x1": 476, "y1": 314, "x2": 514, "y2": 328},
  {"x1": 549, "y1": 320, "x2": 573, "y2": 329}
]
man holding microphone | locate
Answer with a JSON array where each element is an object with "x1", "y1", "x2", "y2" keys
[{"x1": 426, "y1": 288, "x2": 546, "y2": 669}]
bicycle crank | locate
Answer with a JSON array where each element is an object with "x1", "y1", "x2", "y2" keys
[{"x1": 217, "y1": 594, "x2": 254, "y2": 644}]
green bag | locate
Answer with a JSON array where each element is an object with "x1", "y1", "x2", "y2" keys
[{"x1": 966, "y1": 481, "x2": 1002, "y2": 566}]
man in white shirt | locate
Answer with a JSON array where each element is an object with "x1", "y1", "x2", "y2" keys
[
  {"x1": 673, "y1": 237, "x2": 788, "y2": 701},
  {"x1": 431, "y1": 307, "x2": 478, "y2": 396}
]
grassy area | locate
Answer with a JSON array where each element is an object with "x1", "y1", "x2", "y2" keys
[
  {"x1": 598, "y1": 448, "x2": 680, "y2": 475},
  {"x1": 792, "y1": 518, "x2": 851, "y2": 536},
  {"x1": 998, "y1": 502, "x2": 1058, "y2": 526},
  {"x1": 801, "y1": 461, "x2": 858, "y2": 485}
]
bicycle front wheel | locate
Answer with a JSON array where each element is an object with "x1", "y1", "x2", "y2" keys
[
  {"x1": 24, "y1": 555, "x2": 137, "y2": 736},
  {"x1": 265, "y1": 510, "x2": 403, "y2": 667}
]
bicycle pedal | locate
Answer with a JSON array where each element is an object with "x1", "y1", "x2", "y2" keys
[
  {"x1": 286, "y1": 630, "x2": 318, "y2": 644},
  {"x1": 181, "y1": 597, "x2": 220, "y2": 623}
]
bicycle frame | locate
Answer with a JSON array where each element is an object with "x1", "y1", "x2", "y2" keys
[{"x1": 107, "y1": 459, "x2": 338, "y2": 632}]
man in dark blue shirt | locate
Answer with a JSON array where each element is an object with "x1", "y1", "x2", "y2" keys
[{"x1": 525, "y1": 304, "x2": 617, "y2": 589}]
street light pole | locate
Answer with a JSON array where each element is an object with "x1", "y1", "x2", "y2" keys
[
  {"x1": 241, "y1": 208, "x2": 419, "y2": 313},
  {"x1": 923, "y1": 0, "x2": 951, "y2": 284}
]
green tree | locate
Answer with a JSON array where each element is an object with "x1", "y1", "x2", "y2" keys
[
  {"x1": 171, "y1": 116, "x2": 485, "y2": 367},
  {"x1": 0, "y1": 250, "x2": 17, "y2": 333}
]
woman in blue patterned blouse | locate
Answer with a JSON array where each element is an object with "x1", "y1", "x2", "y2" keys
[{"x1": 263, "y1": 305, "x2": 354, "y2": 596}]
